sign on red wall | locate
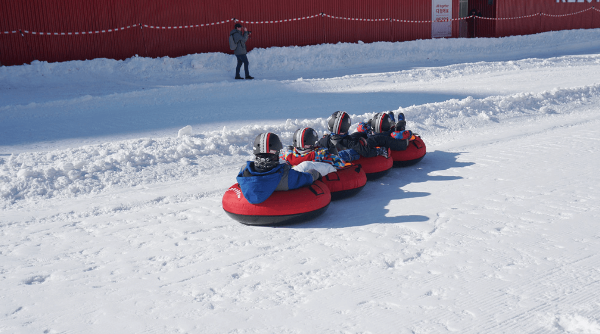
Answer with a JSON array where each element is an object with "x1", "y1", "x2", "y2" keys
[{"x1": 432, "y1": 0, "x2": 452, "y2": 38}]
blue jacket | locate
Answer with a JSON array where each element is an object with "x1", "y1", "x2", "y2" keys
[{"x1": 237, "y1": 162, "x2": 316, "y2": 204}]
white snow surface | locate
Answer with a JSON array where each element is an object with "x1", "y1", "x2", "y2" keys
[{"x1": 1, "y1": 29, "x2": 600, "y2": 333}]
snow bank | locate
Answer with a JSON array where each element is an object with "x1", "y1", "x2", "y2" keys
[
  {"x1": 553, "y1": 314, "x2": 600, "y2": 333},
  {"x1": 2, "y1": 84, "x2": 598, "y2": 207},
  {"x1": 396, "y1": 84, "x2": 600, "y2": 143},
  {"x1": 2, "y1": 29, "x2": 600, "y2": 84}
]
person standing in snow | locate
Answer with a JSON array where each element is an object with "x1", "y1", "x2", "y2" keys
[
  {"x1": 468, "y1": 9, "x2": 482, "y2": 38},
  {"x1": 230, "y1": 23, "x2": 254, "y2": 80},
  {"x1": 237, "y1": 132, "x2": 320, "y2": 204}
]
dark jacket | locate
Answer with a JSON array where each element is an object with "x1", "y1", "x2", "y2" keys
[
  {"x1": 367, "y1": 131, "x2": 409, "y2": 151},
  {"x1": 317, "y1": 133, "x2": 378, "y2": 158},
  {"x1": 237, "y1": 162, "x2": 317, "y2": 204},
  {"x1": 230, "y1": 29, "x2": 250, "y2": 55}
]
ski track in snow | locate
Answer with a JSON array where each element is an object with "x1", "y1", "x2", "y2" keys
[{"x1": 2, "y1": 29, "x2": 600, "y2": 333}]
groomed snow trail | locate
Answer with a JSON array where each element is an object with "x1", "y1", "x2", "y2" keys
[
  {"x1": 2, "y1": 106, "x2": 599, "y2": 334},
  {"x1": 2, "y1": 30, "x2": 600, "y2": 333}
]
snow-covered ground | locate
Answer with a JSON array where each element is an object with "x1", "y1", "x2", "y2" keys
[{"x1": 1, "y1": 29, "x2": 600, "y2": 333}]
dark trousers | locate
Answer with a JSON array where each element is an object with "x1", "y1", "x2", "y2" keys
[{"x1": 235, "y1": 54, "x2": 250, "y2": 77}]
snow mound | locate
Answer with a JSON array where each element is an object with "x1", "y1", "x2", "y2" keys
[{"x1": 2, "y1": 84, "x2": 598, "y2": 208}]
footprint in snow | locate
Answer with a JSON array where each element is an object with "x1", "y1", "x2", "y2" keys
[{"x1": 23, "y1": 275, "x2": 49, "y2": 285}]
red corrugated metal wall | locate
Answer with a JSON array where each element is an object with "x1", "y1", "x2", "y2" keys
[
  {"x1": 495, "y1": 0, "x2": 600, "y2": 37},
  {"x1": 0, "y1": 0, "x2": 143, "y2": 65},
  {"x1": 238, "y1": 0, "x2": 324, "y2": 49},
  {"x1": 391, "y1": 0, "x2": 432, "y2": 42},
  {"x1": 2, "y1": 0, "x2": 599, "y2": 66},
  {"x1": 1, "y1": 0, "x2": 453, "y2": 66}
]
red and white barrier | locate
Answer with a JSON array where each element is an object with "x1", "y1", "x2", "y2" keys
[
  {"x1": 3, "y1": 7, "x2": 599, "y2": 36},
  {"x1": 237, "y1": 14, "x2": 320, "y2": 24}
]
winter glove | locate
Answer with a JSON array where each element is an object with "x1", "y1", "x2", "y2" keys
[
  {"x1": 356, "y1": 121, "x2": 371, "y2": 133},
  {"x1": 376, "y1": 147, "x2": 389, "y2": 158},
  {"x1": 391, "y1": 129, "x2": 413, "y2": 140},
  {"x1": 306, "y1": 169, "x2": 321, "y2": 182},
  {"x1": 338, "y1": 149, "x2": 360, "y2": 162}
]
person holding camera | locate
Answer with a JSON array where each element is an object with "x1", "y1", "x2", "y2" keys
[{"x1": 230, "y1": 23, "x2": 254, "y2": 80}]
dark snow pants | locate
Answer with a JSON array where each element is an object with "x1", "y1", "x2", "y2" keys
[{"x1": 235, "y1": 54, "x2": 250, "y2": 78}]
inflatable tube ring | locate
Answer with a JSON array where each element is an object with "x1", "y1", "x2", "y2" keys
[{"x1": 223, "y1": 180, "x2": 331, "y2": 226}]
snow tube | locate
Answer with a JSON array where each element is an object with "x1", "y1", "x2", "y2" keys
[
  {"x1": 222, "y1": 180, "x2": 331, "y2": 226},
  {"x1": 321, "y1": 164, "x2": 367, "y2": 200},
  {"x1": 353, "y1": 150, "x2": 393, "y2": 180},
  {"x1": 391, "y1": 136, "x2": 426, "y2": 167}
]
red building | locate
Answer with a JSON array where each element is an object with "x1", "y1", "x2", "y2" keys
[{"x1": 1, "y1": 0, "x2": 599, "y2": 66}]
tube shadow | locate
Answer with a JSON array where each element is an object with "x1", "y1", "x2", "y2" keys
[{"x1": 290, "y1": 150, "x2": 474, "y2": 229}]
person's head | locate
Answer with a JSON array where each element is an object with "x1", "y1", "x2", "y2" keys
[
  {"x1": 253, "y1": 132, "x2": 283, "y2": 171},
  {"x1": 371, "y1": 112, "x2": 394, "y2": 133},
  {"x1": 293, "y1": 127, "x2": 319, "y2": 151},
  {"x1": 327, "y1": 111, "x2": 351, "y2": 134},
  {"x1": 234, "y1": 23, "x2": 242, "y2": 30}
]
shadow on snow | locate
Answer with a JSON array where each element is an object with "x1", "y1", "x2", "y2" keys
[{"x1": 287, "y1": 150, "x2": 474, "y2": 229}]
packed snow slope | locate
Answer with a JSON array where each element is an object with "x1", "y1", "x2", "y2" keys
[{"x1": 1, "y1": 29, "x2": 600, "y2": 333}]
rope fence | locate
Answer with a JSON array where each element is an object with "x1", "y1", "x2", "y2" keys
[
  {"x1": 4, "y1": 7, "x2": 599, "y2": 36},
  {"x1": 2, "y1": 6, "x2": 599, "y2": 66}
]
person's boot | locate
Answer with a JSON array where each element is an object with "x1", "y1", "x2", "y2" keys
[
  {"x1": 376, "y1": 147, "x2": 389, "y2": 158},
  {"x1": 395, "y1": 112, "x2": 406, "y2": 131},
  {"x1": 235, "y1": 75, "x2": 243, "y2": 80},
  {"x1": 245, "y1": 76, "x2": 254, "y2": 80}
]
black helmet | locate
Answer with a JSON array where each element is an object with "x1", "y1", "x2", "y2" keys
[
  {"x1": 253, "y1": 132, "x2": 283, "y2": 155},
  {"x1": 293, "y1": 127, "x2": 319, "y2": 150},
  {"x1": 327, "y1": 111, "x2": 351, "y2": 134},
  {"x1": 371, "y1": 112, "x2": 394, "y2": 133}
]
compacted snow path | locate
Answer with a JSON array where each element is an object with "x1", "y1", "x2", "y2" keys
[
  {"x1": 2, "y1": 108, "x2": 599, "y2": 333},
  {"x1": 2, "y1": 29, "x2": 600, "y2": 333}
]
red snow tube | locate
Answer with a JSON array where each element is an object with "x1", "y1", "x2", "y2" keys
[
  {"x1": 222, "y1": 180, "x2": 331, "y2": 226},
  {"x1": 321, "y1": 164, "x2": 367, "y2": 200},
  {"x1": 354, "y1": 150, "x2": 393, "y2": 180},
  {"x1": 391, "y1": 136, "x2": 426, "y2": 167}
]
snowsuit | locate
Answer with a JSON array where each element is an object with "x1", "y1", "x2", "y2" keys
[
  {"x1": 280, "y1": 146, "x2": 346, "y2": 168},
  {"x1": 317, "y1": 133, "x2": 379, "y2": 158},
  {"x1": 237, "y1": 161, "x2": 318, "y2": 204},
  {"x1": 367, "y1": 131, "x2": 409, "y2": 151},
  {"x1": 230, "y1": 29, "x2": 251, "y2": 78},
  {"x1": 356, "y1": 121, "x2": 410, "y2": 151}
]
